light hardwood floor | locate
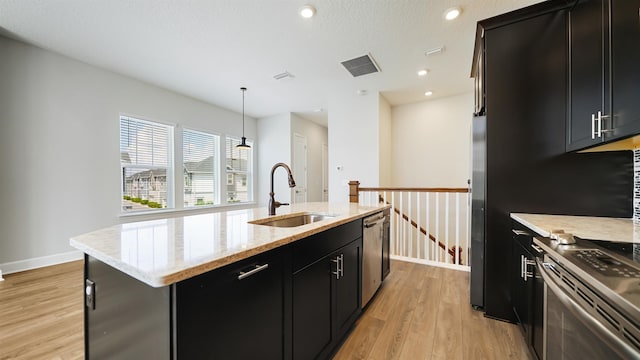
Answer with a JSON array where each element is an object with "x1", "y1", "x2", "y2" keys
[
  {"x1": 0, "y1": 260, "x2": 529, "y2": 360},
  {"x1": 0, "y1": 261, "x2": 83, "y2": 360},
  {"x1": 333, "y1": 261, "x2": 531, "y2": 360}
]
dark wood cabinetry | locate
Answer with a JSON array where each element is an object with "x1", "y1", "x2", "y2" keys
[
  {"x1": 292, "y1": 222, "x2": 362, "y2": 360},
  {"x1": 511, "y1": 227, "x2": 544, "y2": 360},
  {"x1": 382, "y1": 209, "x2": 390, "y2": 280},
  {"x1": 176, "y1": 249, "x2": 288, "y2": 359},
  {"x1": 84, "y1": 218, "x2": 368, "y2": 360},
  {"x1": 567, "y1": 0, "x2": 640, "y2": 151}
]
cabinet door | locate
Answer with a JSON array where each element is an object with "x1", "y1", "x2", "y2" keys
[
  {"x1": 511, "y1": 234, "x2": 534, "y2": 345},
  {"x1": 176, "y1": 251, "x2": 284, "y2": 360},
  {"x1": 382, "y1": 219, "x2": 390, "y2": 280},
  {"x1": 293, "y1": 257, "x2": 332, "y2": 360},
  {"x1": 567, "y1": 0, "x2": 606, "y2": 151},
  {"x1": 608, "y1": 0, "x2": 640, "y2": 141},
  {"x1": 334, "y1": 239, "x2": 361, "y2": 339}
]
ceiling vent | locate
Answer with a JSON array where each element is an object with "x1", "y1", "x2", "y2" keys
[
  {"x1": 341, "y1": 53, "x2": 381, "y2": 77},
  {"x1": 274, "y1": 71, "x2": 295, "y2": 80}
]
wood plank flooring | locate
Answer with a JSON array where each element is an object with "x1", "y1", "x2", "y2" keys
[
  {"x1": 0, "y1": 261, "x2": 83, "y2": 360},
  {"x1": 334, "y1": 261, "x2": 531, "y2": 360},
  {"x1": 0, "y1": 260, "x2": 530, "y2": 360}
]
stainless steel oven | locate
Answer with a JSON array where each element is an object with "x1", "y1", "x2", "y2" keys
[{"x1": 535, "y1": 237, "x2": 640, "y2": 360}]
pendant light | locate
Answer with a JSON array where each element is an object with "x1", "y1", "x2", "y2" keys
[{"x1": 237, "y1": 87, "x2": 251, "y2": 149}]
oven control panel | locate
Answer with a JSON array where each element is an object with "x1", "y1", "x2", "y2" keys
[{"x1": 574, "y1": 249, "x2": 640, "y2": 278}]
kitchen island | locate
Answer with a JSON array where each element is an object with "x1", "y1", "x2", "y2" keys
[{"x1": 70, "y1": 202, "x2": 390, "y2": 359}]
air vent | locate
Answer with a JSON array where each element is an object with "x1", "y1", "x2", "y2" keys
[
  {"x1": 341, "y1": 53, "x2": 381, "y2": 77},
  {"x1": 273, "y1": 71, "x2": 295, "y2": 80}
]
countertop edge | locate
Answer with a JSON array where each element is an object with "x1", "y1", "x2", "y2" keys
[
  {"x1": 510, "y1": 213, "x2": 550, "y2": 237},
  {"x1": 71, "y1": 204, "x2": 389, "y2": 288}
]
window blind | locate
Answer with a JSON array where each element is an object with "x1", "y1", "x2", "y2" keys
[
  {"x1": 226, "y1": 136, "x2": 252, "y2": 203},
  {"x1": 120, "y1": 116, "x2": 173, "y2": 211},
  {"x1": 183, "y1": 129, "x2": 219, "y2": 207}
]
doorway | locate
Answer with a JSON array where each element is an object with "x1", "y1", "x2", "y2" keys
[{"x1": 293, "y1": 133, "x2": 308, "y2": 203}]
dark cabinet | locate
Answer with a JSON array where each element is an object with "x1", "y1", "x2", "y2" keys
[
  {"x1": 293, "y1": 239, "x2": 361, "y2": 359},
  {"x1": 382, "y1": 209, "x2": 390, "y2": 280},
  {"x1": 292, "y1": 221, "x2": 362, "y2": 360},
  {"x1": 511, "y1": 226, "x2": 544, "y2": 360},
  {"x1": 84, "y1": 218, "x2": 369, "y2": 360},
  {"x1": 176, "y1": 249, "x2": 287, "y2": 360},
  {"x1": 567, "y1": 0, "x2": 640, "y2": 151},
  {"x1": 334, "y1": 239, "x2": 361, "y2": 338}
]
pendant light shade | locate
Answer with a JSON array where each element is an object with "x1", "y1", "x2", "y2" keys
[{"x1": 237, "y1": 87, "x2": 251, "y2": 149}]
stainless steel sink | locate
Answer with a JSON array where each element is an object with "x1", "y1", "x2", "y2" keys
[{"x1": 250, "y1": 213, "x2": 337, "y2": 227}]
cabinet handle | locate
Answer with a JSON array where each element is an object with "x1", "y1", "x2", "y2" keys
[
  {"x1": 520, "y1": 255, "x2": 525, "y2": 279},
  {"x1": 598, "y1": 111, "x2": 612, "y2": 134},
  {"x1": 592, "y1": 113, "x2": 596, "y2": 139},
  {"x1": 331, "y1": 254, "x2": 344, "y2": 279},
  {"x1": 531, "y1": 244, "x2": 544, "y2": 254},
  {"x1": 237, "y1": 263, "x2": 269, "y2": 280},
  {"x1": 512, "y1": 229, "x2": 531, "y2": 236},
  {"x1": 524, "y1": 259, "x2": 536, "y2": 281},
  {"x1": 331, "y1": 256, "x2": 340, "y2": 279}
]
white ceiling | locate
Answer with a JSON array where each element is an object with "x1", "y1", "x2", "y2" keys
[{"x1": 0, "y1": 0, "x2": 543, "y2": 126}]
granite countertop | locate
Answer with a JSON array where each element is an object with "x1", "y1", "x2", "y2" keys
[
  {"x1": 71, "y1": 202, "x2": 389, "y2": 287},
  {"x1": 511, "y1": 213, "x2": 639, "y2": 243}
]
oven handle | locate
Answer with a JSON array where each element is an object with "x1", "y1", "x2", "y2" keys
[{"x1": 537, "y1": 258, "x2": 639, "y2": 359}]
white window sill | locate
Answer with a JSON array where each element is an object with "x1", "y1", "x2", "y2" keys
[{"x1": 119, "y1": 202, "x2": 258, "y2": 220}]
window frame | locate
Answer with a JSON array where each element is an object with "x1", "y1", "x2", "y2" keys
[
  {"x1": 182, "y1": 127, "x2": 221, "y2": 208},
  {"x1": 119, "y1": 115, "x2": 175, "y2": 213},
  {"x1": 225, "y1": 135, "x2": 254, "y2": 204},
  {"x1": 119, "y1": 115, "x2": 255, "y2": 216}
]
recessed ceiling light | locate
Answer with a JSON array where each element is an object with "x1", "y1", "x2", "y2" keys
[
  {"x1": 424, "y1": 91, "x2": 433, "y2": 96},
  {"x1": 417, "y1": 69, "x2": 428, "y2": 76},
  {"x1": 299, "y1": 5, "x2": 316, "y2": 18},
  {"x1": 444, "y1": 6, "x2": 461, "y2": 20}
]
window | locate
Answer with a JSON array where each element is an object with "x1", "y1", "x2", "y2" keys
[
  {"x1": 120, "y1": 116, "x2": 173, "y2": 212},
  {"x1": 226, "y1": 136, "x2": 253, "y2": 203},
  {"x1": 120, "y1": 115, "x2": 253, "y2": 213},
  {"x1": 183, "y1": 129, "x2": 220, "y2": 207}
]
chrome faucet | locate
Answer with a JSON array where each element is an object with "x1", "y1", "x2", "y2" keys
[{"x1": 269, "y1": 162, "x2": 296, "y2": 215}]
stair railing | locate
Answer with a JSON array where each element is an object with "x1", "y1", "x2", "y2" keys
[{"x1": 349, "y1": 181, "x2": 470, "y2": 270}]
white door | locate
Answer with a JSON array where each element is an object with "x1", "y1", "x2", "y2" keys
[
  {"x1": 293, "y1": 133, "x2": 307, "y2": 203},
  {"x1": 322, "y1": 143, "x2": 328, "y2": 201}
]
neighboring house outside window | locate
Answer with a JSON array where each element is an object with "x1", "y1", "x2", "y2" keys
[
  {"x1": 183, "y1": 129, "x2": 220, "y2": 207},
  {"x1": 120, "y1": 116, "x2": 253, "y2": 212},
  {"x1": 120, "y1": 116, "x2": 173, "y2": 212},
  {"x1": 226, "y1": 136, "x2": 253, "y2": 203}
]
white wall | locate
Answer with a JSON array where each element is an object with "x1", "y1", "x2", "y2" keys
[
  {"x1": 0, "y1": 35, "x2": 257, "y2": 270},
  {"x1": 328, "y1": 91, "x2": 380, "y2": 202},
  {"x1": 378, "y1": 95, "x2": 392, "y2": 187},
  {"x1": 257, "y1": 113, "x2": 291, "y2": 206},
  {"x1": 391, "y1": 93, "x2": 473, "y2": 187},
  {"x1": 291, "y1": 114, "x2": 328, "y2": 202}
]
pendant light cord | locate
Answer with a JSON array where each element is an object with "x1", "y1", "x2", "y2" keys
[{"x1": 242, "y1": 87, "x2": 245, "y2": 136}]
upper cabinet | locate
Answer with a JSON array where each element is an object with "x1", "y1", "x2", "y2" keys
[{"x1": 567, "y1": 0, "x2": 640, "y2": 152}]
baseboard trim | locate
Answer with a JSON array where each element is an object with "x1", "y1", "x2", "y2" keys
[
  {"x1": 390, "y1": 255, "x2": 470, "y2": 272},
  {"x1": 0, "y1": 250, "x2": 83, "y2": 275}
]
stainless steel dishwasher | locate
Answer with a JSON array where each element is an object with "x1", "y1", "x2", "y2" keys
[{"x1": 362, "y1": 212, "x2": 385, "y2": 307}]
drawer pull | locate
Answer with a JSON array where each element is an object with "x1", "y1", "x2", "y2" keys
[{"x1": 238, "y1": 263, "x2": 269, "y2": 280}]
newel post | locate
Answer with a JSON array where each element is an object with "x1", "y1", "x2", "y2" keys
[{"x1": 348, "y1": 180, "x2": 360, "y2": 203}]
